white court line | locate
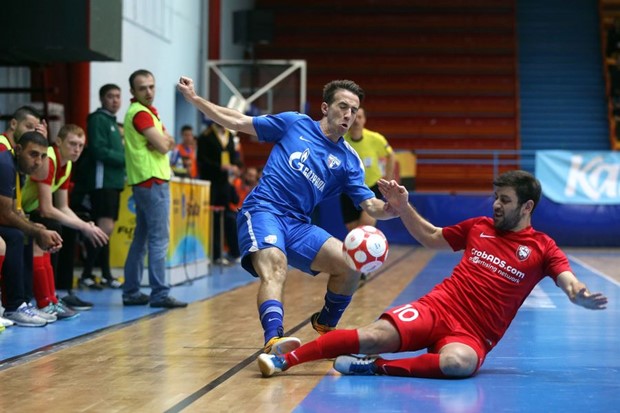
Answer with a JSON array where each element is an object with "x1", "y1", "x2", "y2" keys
[
  {"x1": 567, "y1": 254, "x2": 620, "y2": 288},
  {"x1": 522, "y1": 284, "x2": 555, "y2": 308}
]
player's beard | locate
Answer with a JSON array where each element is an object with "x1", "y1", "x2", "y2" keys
[
  {"x1": 493, "y1": 207, "x2": 522, "y2": 231},
  {"x1": 18, "y1": 156, "x2": 39, "y2": 175}
]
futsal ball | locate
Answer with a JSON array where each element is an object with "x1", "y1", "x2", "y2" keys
[{"x1": 342, "y1": 225, "x2": 389, "y2": 273}]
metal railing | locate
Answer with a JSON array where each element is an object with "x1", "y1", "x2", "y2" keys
[{"x1": 413, "y1": 149, "x2": 537, "y2": 177}]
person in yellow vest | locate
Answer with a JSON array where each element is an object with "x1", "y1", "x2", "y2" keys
[
  {"x1": 340, "y1": 107, "x2": 395, "y2": 232},
  {"x1": 341, "y1": 107, "x2": 395, "y2": 283},
  {"x1": 0, "y1": 131, "x2": 63, "y2": 327},
  {"x1": 22, "y1": 124, "x2": 108, "y2": 318},
  {"x1": 0, "y1": 234, "x2": 19, "y2": 329},
  {"x1": 0, "y1": 106, "x2": 48, "y2": 153},
  {"x1": 0, "y1": 235, "x2": 12, "y2": 330},
  {"x1": 122, "y1": 69, "x2": 187, "y2": 308}
]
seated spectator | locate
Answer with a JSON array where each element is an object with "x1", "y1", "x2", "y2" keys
[
  {"x1": 170, "y1": 125, "x2": 198, "y2": 178},
  {"x1": 0, "y1": 105, "x2": 48, "y2": 153},
  {"x1": 0, "y1": 131, "x2": 63, "y2": 327},
  {"x1": 22, "y1": 125, "x2": 108, "y2": 315},
  {"x1": 0, "y1": 235, "x2": 15, "y2": 329},
  {"x1": 225, "y1": 166, "x2": 260, "y2": 262},
  {"x1": 230, "y1": 166, "x2": 259, "y2": 211}
]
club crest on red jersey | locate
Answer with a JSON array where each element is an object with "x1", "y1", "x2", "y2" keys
[{"x1": 516, "y1": 245, "x2": 531, "y2": 261}]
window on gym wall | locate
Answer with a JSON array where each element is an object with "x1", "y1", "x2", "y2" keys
[{"x1": 123, "y1": 0, "x2": 173, "y2": 42}]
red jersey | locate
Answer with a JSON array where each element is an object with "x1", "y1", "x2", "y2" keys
[
  {"x1": 0, "y1": 134, "x2": 12, "y2": 152},
  {"x1": 420, "y1": 216, "x2": 571, "y2": 349},
  {"x1": 131, "y1": 99, "x2": 166, "y2": 133}
]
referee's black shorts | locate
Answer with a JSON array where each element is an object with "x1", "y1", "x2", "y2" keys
[
  {"x1": 340, "y1": 183, "x2": 382, "y2": 225},
  {"x1": 90, "y1": 188, "x2": 122, "y2": 221}
]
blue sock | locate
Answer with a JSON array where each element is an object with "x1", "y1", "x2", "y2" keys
[
  {"x1": 259, "y1": 300, "x2": 284, "y2": 344},
  {"x1": 317, "y1": 290, "x2": 352, "y2": 327}
]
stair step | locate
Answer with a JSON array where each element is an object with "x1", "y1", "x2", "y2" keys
[{"x1": 254, "y1": 0, "x2": 519, "y2": 190}]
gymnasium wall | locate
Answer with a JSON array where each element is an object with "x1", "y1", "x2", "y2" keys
[{"x1": 316, "y1": 194, "x2": 620, "y2": 247}]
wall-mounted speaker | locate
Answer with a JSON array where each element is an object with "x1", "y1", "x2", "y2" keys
[
  {"x1": 0, "y1": 0, "x2": 122, "y2": 64},
  {"x1": 233, "y1": 10, "x2": 274, "y2": 45}
]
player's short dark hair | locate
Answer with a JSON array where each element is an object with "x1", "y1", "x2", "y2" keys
[
  {"x1": 493, "y1": 170, "x2": 542, "y2": 212},
  {"x1": 58, "y1": 124, "x2": 85, "y2": 141},
  {"x1": 129, "y1": 69, "x2": 154, "y2": 89},
  {"x1": 18, "y1": 131, "x2": 48, "y2": 148},
  {"x1": 322, "y1": 80, "x2": 365, "y2": 105},
  {"x1": 181, "y1": 124, "x2": 193, "y2": 132},
  {"x1": 99, "y1": 84, "x2": 120, "y2": 99},
  {"x1": 13, "y1": 105, "x2": 42, "y2": 122}
]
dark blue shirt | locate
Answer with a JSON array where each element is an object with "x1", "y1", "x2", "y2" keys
[{"x1": 0, "y1": 150, "x2": 21, "y2": 200}]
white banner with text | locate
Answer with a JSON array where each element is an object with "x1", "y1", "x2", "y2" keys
[{"x1": 536, "y1": 150, "x2": 620, "y2": 204}]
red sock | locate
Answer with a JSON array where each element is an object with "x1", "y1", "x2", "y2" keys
[
  {"x1": 33, "y1": 255, "x2": 51, "y2": 308},
  {"x1": 44, "y1": 253, "x2": 59, "y2": 304},
  {"x1": 375, "y1": 353, "x2": 447, "y2": 378},
  {"x1": 284, "y1": 329, "x2": 360, "y2": 368}
]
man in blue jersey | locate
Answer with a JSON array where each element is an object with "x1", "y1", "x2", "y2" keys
[{"x1": 177, "y1": 76, "x2": 398, "y2": 354}]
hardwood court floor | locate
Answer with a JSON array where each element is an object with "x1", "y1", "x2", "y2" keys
[{"x1": 0, "y1": 246, "x2": 617, "y2": 412}]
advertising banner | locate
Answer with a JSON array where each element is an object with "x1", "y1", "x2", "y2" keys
[
  {"x1": 536, "y1": 151, "x2": 620, "y2": 204},
  {"x1": 168, "y1": 179, "x2": 211, "y2": 266},
  {"x1": 110, "y1": 178, "x2": 211, "y2": 271}
]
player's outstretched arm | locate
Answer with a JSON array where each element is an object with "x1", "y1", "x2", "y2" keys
[
  {"x1": 377, "y1": 179, "x2": 450, "y2": 250},
  {"x1": 360, "y1": 197, "x2": 398, "y2": 220},
  {"x1": 557, "y1": 271, "x2": 608, "y2": 310},
  {"x1": 177, "y1": 76, "x2": 256, "y2": 136}
]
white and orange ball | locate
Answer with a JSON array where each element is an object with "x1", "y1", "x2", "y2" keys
[{"x1": 342, "y1": 225, "x2": 389, "y2": 273}]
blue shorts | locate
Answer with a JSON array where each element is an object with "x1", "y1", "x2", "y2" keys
[{"x1": 236, "y1": 210, "x2": 331, "y2": 277}]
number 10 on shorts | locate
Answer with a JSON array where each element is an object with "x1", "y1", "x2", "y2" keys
[{"x1": 392, "y1": 303, "x2": 420, "y2": 322}]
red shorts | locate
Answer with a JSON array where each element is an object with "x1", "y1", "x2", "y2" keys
[{"x1": 381, "y1": 301, "x2": 488, "y2": 373}]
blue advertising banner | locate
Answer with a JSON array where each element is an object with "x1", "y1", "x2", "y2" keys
[{"x1": 536, "y1": 151, "x2": 620, "y2": 205}]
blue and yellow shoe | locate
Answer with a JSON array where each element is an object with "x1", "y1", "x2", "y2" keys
[
  {"x1": 333, "y1": 355, "x2": 378, "y2": 375},
  {"x1": 263, "y1": 336, "x2": 301, "y2": 355},
  {"x1": 257, "y1": 353, "x2": 288, "y2": 377}
]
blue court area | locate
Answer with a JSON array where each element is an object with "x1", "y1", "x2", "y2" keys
[
  {"x1": 295, "y1": 252, "x2": 619, "y2": 413},
  {"x1": 0, "y1": 264, "x2": 256, "y2": 363},
  {"x1": 1, "y1": 250, "x2": 617, "y2": 412}
]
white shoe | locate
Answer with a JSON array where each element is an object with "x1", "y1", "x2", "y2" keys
[
  {"x1": 28, "y1": 303, "x2": 57, "y2": 323},
  {"x1": 257, "y1": 353, "x2": 288, "y2": 377},
  {"x1": 3, "y1": 303, "x2": 48, "y2": 327},
  {"x1": 215, "y1": 257, "x2": 232, "y2": 266},
  {"x1": 0, "y1": 316, "x2": 14, "y2": 327}
]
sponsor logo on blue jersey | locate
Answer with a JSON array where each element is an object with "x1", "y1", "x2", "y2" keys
[{"x1": 288, "y1": 148, "x2": 326, "y2": 192}]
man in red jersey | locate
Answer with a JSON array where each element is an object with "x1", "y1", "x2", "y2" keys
[{"x1": 257, "y1": 170, "x2": 608, "y2": 379}]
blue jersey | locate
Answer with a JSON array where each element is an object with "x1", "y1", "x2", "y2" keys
[{"x1": 243, "y1": 111, "x2": 374, "y2": 223}]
